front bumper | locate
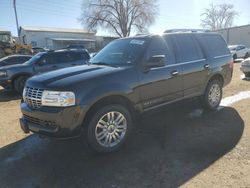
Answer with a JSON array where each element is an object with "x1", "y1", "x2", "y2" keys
[
  {"x1": 20, "y1": 102, "x2": 89, "y2": 139},
  {"x1": 240, "y1": 65, "x2": 250, "y2": 73}
]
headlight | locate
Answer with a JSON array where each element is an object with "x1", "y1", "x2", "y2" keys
[
  {"x1": 0, "y1": 71, "x2": 7, "y2": 77},
  {"x1": 41, "y1": 91, "x2": 75, "y2": 107}
]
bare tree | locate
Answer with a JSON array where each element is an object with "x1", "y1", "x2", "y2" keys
[
  {"x1": 201, "y1": 3, "x2": 239, "y2": 30},
  {"x1": 79, "y1": 0, "x2": 158, "y2": 37}
]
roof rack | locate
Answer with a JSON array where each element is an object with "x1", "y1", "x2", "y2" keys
[{"x1": 164, "y1": 29, "x2": 210, "y2": 33}]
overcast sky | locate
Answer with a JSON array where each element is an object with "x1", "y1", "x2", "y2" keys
[{"x1": 0, "y1": 0, "x2": 249, "y2": 36}]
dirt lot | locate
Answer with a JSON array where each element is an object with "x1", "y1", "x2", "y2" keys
[{"x1": 0, "y1": 63, "x2": 249, "y2": 188}]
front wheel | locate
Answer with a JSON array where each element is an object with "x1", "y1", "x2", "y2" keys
[
  {"x1": 201, "y1": 79, "x2": 222, "y2": 111},
  {"x1": 86, "y1": 104, "x2": 132, "y2": 153}
]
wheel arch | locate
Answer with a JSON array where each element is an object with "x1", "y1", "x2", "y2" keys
[
  {"x1": 208, "y1": 73, "x2": 224, "y2": 86},
  {"x1": 82, "y1": 95, "x2": 137, "y2": 129},
  {"x1": 11, "y1": 73, "x2": 32, "y2": 86}
]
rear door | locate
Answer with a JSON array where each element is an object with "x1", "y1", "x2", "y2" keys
[
  {"x1": 137, "y1": 36, "x2": 183, "y2": 110},
  {"x1": 172, "y1": 34, "x2": 209, "y2": 98}
]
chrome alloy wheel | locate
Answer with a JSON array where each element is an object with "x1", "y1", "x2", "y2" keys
[
  {"x1": 95, "y1": 111, "x2": 127, "y2": 148},
  {"x1": 208, "y1": 83, "x2": 221, "y2": 107}
]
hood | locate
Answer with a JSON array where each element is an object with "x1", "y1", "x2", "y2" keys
[{"x1": 26, "y1": 64, "x2": 124, "y2": 89}]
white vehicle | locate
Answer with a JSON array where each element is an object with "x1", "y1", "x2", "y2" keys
[
  {"x1": 240, "y1": 57, "x2": 250, "y2": 77},
  {"x1": 228, "y1": 45, "x2": 249, "y2": 60}
]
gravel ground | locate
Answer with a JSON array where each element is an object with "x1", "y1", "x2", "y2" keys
[{"x1": 0, "y1": 63, "x2": 249, "y2": 188}]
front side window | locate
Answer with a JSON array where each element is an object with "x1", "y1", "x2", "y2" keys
[
  {"x1": 24, "y1": 53, "x2": 45, "y2": 65},
  {"x1": 90, "y1": 38, "x2": 147, "y2": 66},
  {"x1": 39, "y1": 53, "x2": 57, "y2": 64},
  {"x1": 145, "y1": 36, "x2": 167, "y2": 64}
]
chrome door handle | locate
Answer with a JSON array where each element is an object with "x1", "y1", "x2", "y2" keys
[
  {"x1": 204, "y1": 64, "x2": 210, "y2": 69},
  {"x1": 171, "y1": 71, "x2": 179, "y2": 76}
]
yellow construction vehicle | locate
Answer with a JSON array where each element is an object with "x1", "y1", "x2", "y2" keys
[{"x1": 0, "y1": 30, "x2": 33, "y2": 58}]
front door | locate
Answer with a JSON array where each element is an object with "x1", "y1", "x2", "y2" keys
[
  {"x1": 137, "y1": 36, "x2": 183, "y2": 110},
  {"x1": 33, "y1": 53, "x2": 59, "y2": 73}
]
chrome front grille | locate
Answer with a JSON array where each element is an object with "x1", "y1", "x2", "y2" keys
[{"x1": 23, "y1": 86, "x2": 44, "y2": 109}]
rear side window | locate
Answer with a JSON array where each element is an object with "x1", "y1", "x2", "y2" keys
[
  {"x1": 7, "y1": 57, "x2": 18, "y2": 63},
  {"x1": 198, "y1": 34, "x2": 229, "y2": 57},
  {"x1": 70, "y1": 52, "x2": 90, "y2": 61},
  {"x1": 20, "y1": 57, "x2": 30, "y2": 63},
  {"x1": 173, "y1": 35, "x2": 204, "y2": 63}
]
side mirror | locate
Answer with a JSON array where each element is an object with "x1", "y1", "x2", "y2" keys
[{"x1": 144, "y1": 55, "x2": 165, "y2": 68}]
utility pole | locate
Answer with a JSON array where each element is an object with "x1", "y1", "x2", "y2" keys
[{"x1": 13, "y1": 0, "x2": 20, "y2": 42}]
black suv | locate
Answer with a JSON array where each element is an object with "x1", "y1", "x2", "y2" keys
[
  {"x1": 20, "y1": 33, "x2": 233, "y2": 152},
  {"x1": 0, "y1": 49, "x2": 90, "y2": 93}
]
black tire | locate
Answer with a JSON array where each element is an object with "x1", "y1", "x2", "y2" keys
[
  {"x1": 245, "y1": 52, "x2": 250, "y2": 59},
  {"x1": 201, "y1": 79, "x2": 223, "y2": 111},
  {"x1": 233, "y1": 54, "x2": 237, "y2": 60},
  {"x1": 85, "y1": 104, "x2": 132, "y2": 153},
  {"x1": 244, "y1": 72, "x2": 250, "y2": 78},
  {"x1": 14, "y1": 75, "x2": 29, "y2": 94}
]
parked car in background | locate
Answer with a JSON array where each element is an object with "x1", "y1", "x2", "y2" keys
[
  {"x1": 32, "y1": 47, "x2": 49, "y2": 54},
  {"x1": 20, "y1": 32, "x2": 233, "y2": 153},
  {"x1": 240, "y1": 57, "x2": 250, "y2": 77},
  {"x1": 228, "y1": 45, "x2": 249, "y2": 59},
  {"x1": 0, "y1": 48, "x2": 90, "y2": 93},
  {"x1": 0, "y1": 54, "x2": 32, "y2": 67}
]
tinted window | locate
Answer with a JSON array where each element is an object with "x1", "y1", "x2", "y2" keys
[
  {"x1": 69, "y1": 52, "x2": 90, "y2": 61},
  {"x1": 163, "y1": 35, "x2": 176, "y2": 64},
  {"x1": 198, "y1": 34, "x2": 229, "y2": 57},
  {"x1": 174, "y1": 35, "x2": 204, "y2": 62},
  {"x1": 57, "y1": 52, "x2": 71, "y2": 63},
  {"x1": 39, "y1": 53, "x2": 57, "y2": 64},
  {"x1": 145, "y1": 36, "x2": 167, "y2": 64},
  {"x1": 20, "y1": 56, "x2": 31, "y2": 63}
]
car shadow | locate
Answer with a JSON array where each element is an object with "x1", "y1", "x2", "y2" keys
[
  {"x1": 0, "y1": 102, "x2": 244, "y2": 188},
  {"x1": 0, "y1": 88, "x2": 21, "y2": 102}
]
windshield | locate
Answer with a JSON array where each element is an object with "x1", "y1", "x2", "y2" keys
[
  {"x1": 90, "y1": 38, "x2": 147, "y2": 66},
  {"x1": 24, "y1": 52, "x2": 44, "y2": 65},
  {"x1": 0, "y1": 34, "x2": 10, "y2": 42}
]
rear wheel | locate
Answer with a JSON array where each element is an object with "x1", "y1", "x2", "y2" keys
[
  {"x1": 85, "y1": 104, "x2": 132, "y2": 153},
  {"x1": 201, "y1": 79, "x2": 222, "y2": 111},
  {"x1": 14, "y1": 75, "x2": 29, "y2": 94}
]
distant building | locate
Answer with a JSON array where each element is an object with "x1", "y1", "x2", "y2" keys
[
  {"x1": 215, "y1": 24, "x2": 250, "y2": 47},
  {"x1": 20, "y1": 26, "x2": 97, "y2": 51}
]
